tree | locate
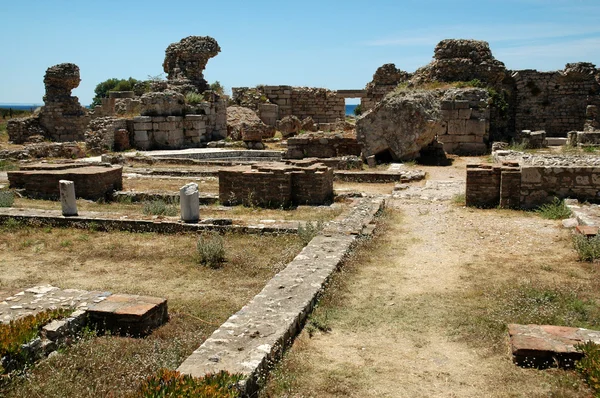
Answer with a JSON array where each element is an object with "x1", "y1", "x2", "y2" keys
[
  {"x1": 209, "y1": 81, "x2": 225, "y2": 95},
  {"x1": 91, "y1": 77, "x2": 140, "y2": 107}
]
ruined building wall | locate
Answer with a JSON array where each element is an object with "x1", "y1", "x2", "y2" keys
[
  {"x1": 513, "y1": 64, "x2": 600, "y2": 137},
  {"x1": 361, "y1": 64, "x2": 411, "y2": 112},
  {"x1": 466, "y1": 164, "x2": 600, "y2": 209},
  {"x1": 232, "y1": 86, "x2": 345, "y2": 123}
]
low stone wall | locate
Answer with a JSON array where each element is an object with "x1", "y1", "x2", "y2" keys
[
  {"x1": 567, "y1": 130, "x2": 600, "y2": 146},
  {"x1": 219, "y1": 161, "x2": 334, "y2": 207},
  {"x1": 466, "y1": 163, "x2": 600, "y2": 208},
  {"x1": 132, "y1": 115, "x2": 208, "y2": 150},
  {"x1": 8, "y1": 165, "x2": 123, "y2": 200},
  {"x1": 285, "y1": 132, "x2": 362, "y2": 159}
]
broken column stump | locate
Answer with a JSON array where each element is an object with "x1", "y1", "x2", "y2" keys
[
  {"x1": 87, "y1": 294, "x2": 168, "y2": 336},
  {"x1": 508, "y1": 323, "x2": 600, "y2": 368},
  {"x1": 59, "y1": 180, "x2": 78, "y2": 216}
]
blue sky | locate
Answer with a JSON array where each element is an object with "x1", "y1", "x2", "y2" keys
[{"x1": 1, "y1": 0, "x2": 599, "y2": 105}]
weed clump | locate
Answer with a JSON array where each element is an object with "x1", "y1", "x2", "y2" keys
[
  {"x1": 134, "y1": 369, "x2": 243, "y2": 397},
  {"x1": 185, "y1": 92, "x2": 204, "y2": 105},
  {"x1": 573, "y1": 234, "x2": 600, "y2": 262},
  {"x1": 197, "y1": 232, "x2": 226, "y2": 268},
  {"x1": 576, "y1": 341, "x2": 600, "y2": 394},
  {"x1": 142, "y1": 199, "x2": 178, "y2": 217},
  {"x1": 536, "y1": 197, "x2": 571, "y2": 220},
  {"x1": 297, "y1": 220, "x2": 324, "y2": 245},
  {"x1": 0, "y1": 191, "x2": 14, "y2": 208}
]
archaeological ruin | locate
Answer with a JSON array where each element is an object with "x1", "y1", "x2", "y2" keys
[{"x1": 3, "y1": 31, "x2": 600, "y2": 397}]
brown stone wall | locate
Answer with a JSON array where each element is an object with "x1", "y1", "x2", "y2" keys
[
  {"x1": 285, "y1": 132, "x2": 362, "y2": 159},
  {"x1": 513, "y1": 67, "x2": 600, "y2": 137},
  {"x1": 131, "y1": 115, "x2": 207, "y2": 150},
  {"x1": 232, "y1": 86, "x2": 345, "y2": 124},
  {"x1": 218, "y1": 162, "x2": 333, "y2": 208},
  {"x1": 8, "y1": 166, "x2": 122, "y2": 200}
]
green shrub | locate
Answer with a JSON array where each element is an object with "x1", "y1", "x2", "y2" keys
[
  {"x1": 197, "y1": 232, "x2": 226, "y2": 268},
  {"x1": 353, "y1": 104, "x2": 362, "y2": 116},
  {"x1": 0, "y1": 191, "x2": 14, "y2": 207},
  {"x1": 298, "y1": 220, "x2": 324, "y2": 245},
  {"x1": 573, "y1": 234, "x2": 600, "y2": 262},
  {"x1": 0, "y1": 160, "x2": 18, "y2": 171},
  {"x1": 134, "y1": 368, "x2": 243, "y2": 397},
  {"x1": 576, "y1": 341, "x2": 600, "y2": 394},
  {"x1": 142, "y1": 199, "x2": 178, "y2": 217},
  {"x1": 536, "y1": 197, "x2": 571, "y2": 220},
  {"x1": 185, "y1": 91, "x2": 204, "y2": 105},
  {"x1": 210, "y1": 81, "x2": 225, "y2": 96}
]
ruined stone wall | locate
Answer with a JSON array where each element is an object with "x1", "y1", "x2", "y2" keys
[
  {"x1": 361, "y1": 64, "x2": 411, "y2": 112},
  {"x1": 232, "y1": 86, "x2": 345, "y2": 123},
  {"x1": 285, "y1": 132, "x2": 362, "y2": 159},
  {"x1": 131, "y1": 115, "x2": 207, "y2": 150},
  {"x1": 466, "y1": 164, "x2": 600, "y2": 209},
  {"x1": 218, "y1": 162, "x2": 333, "y2": 207},
  {"x1": 85, "y1": 117, "x2": 128, "y2": 153},
  {"x1": 513, "y1": 64, "x2": 600, "y2": 136},
  {"x1": 437, "y1": 89, "x2": 490, "y2": 155},
  {"x1": 8, "y1": 166, "x2": 123, "y2": 200}
]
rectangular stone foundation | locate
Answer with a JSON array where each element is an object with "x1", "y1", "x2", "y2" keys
[
  {"x1": 219, "y1": 160, "x2": 333, "y2": 207},
  {"x1": 87, "y1": 294, "x2": 168, "y2": 336},
  {"x1": 8, "y1": 165, "x2": 122, "y2": 200}
]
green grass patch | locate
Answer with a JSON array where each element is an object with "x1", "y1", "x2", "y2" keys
[
  {"x1": 0, "y1": 191, "x2": 15, "y2": 208},
  {"x1": 0, "y1": 160, "x2": 18, "y2": 171},
  {"x1": 196, "y1": 232, "x2": 226, "y2": 268},
  {"x1": 142, "y1": 199, "x2": 178, "y2": 217},
  {"x1": 297, "y1": 220, "x2": 324, "y2": 245},
  {"x1": 536, "y1": 197, "x2": 571, "y2": 220},
  {"x1": 576, "y1": 341, "x2": 600, "y2": 395}
]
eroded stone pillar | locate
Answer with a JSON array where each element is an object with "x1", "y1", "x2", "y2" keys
[
  {"x1": 59, "y1": 180, "x2": 78, "y2": 216},
  {"x1": 180, "y1": 182, "x2": 199, "y2": 223}
]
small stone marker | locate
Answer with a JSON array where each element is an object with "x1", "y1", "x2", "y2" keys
[
  {"x1": 59, "y1": 180, "x2": 78, "y2": 216},
  {"x1": 180, "y1": 182, "x2": 200, "y2": 223}
]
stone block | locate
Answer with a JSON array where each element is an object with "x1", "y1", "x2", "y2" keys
[
  {"x1": 465, "y1": 119, "x2": 487, "y2": 136},
  {"x1": 134, "y1": 122, "x2": 152, "y2": 130},
  {"x1": 458, "y1": 108, "x2": 472, "y2": 119},
  {"x1": 133, "y1": 116, "x2": 152, "y2": 123},
  {"x1": 87, "y1": 294, "x2": 168, "y2": 336},
  {"x1": 454, "y1": 100, "x2": 470, "y2": 109},
  {"x1": 448, "y1": 120, "x2": 466, "y2": 135},
  {"x1": 134, "y1": 130, "x2": 148, "y2": 142}
]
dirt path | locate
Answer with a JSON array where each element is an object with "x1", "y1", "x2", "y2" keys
[{"x1": 265, "y1": 158, "x2": 593, "y2": 397}]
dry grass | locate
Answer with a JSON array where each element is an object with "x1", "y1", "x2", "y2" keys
[
  {"x1": 123, "y1": 176, "x2": 219, "y2": 194},
  {"x1": 0, "y1": 222, "x2": 304, "y2": 397},
  {"x1": 263, "y1": 203, "x2": 597, "y2": 397},
  {"x1": 334, "y1": 182, "x2": 395, "y2": 196}
]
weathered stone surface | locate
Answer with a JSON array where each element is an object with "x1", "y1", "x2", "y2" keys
[
  {"x1": 412, "y1": 39, "x2": 507, "y2": 86},
  {"x1": 356, "y1": 90, "x2": 445, "y2": 160},
  {"x1": 163, "y1": 36, "x2": 221, "y2": 94},
  {"x1": 300, "y1": 116, "x2": 317, "y2": 132},
  {"x1": 177, "y1": 198, "x2": 384, "y2": 394},
  {"x1": 277, "y1": 115, "x2": 302, "y2": 138},
  {"x1": 226, "y1": 106, "x2": 272, "y2": 141},
  {"x1": 509, "y1": 324, "x2": 600, "y2": 368},
  {"x1": 140, "y1": 90, "x2": 185, "y2": 117},
  {"x1": 361, "y1": 63, "x2": 412, "y2": 112}
]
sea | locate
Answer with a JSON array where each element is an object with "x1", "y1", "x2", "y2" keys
[
  {"x1": 0, "y1": 104, "x2": 42, "y2": 111},
  {"x1": 345, "y1": 104, "x2": 358, "y2": 116}
]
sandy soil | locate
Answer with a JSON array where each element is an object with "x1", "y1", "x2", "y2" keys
[{"x1": 265, "y1": 158, "x2": 594, "y2": 397}]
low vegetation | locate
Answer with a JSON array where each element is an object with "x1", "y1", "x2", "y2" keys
[
  {"x1": 134, "y1": 369, "x2": 242, "y2": 398},
  {"x1": 196, "y1": 232, "x2": 226, "y2": 268},
  {"x1": 142, "y1": 199, "x2": 179, "y2": 216},
  {"x1": 297, "y1": 220, "x2": 324, "y2": 245},
  {"x1": 536, "y1": 197, "x2": 571, "y2": 220},
  {"x1": 0, "y1": 191, "x2": 15, "y2": 207},
  {"x1": 573, "y1": 234, "x2": 600, "y2": 262},
  {"x1": 576, "y1": 341, "x2": 600, "y2": 395}
]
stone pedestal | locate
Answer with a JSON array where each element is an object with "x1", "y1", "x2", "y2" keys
[
  {"x1": 180, "y1": 183, "x2": 199, "y2": 222},
  {"x1": 59, "y1": 180, "x2": 77, "y2": 216}
]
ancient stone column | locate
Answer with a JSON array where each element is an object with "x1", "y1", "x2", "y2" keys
[
  {"x1": 59, "y1": 180, "x2": 78, "y2": 216},
  {"x1": 180, "y1": 182, "x2": 199, "y2": 223}
]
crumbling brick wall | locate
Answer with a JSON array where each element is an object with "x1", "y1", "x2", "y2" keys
[{"x1": 218, "y1": 161, "x2": 333, "y2": 207}]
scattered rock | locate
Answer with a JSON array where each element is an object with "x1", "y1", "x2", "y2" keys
[{"x1": 277, "y1": 115, "x2": 302, "y2": 138}]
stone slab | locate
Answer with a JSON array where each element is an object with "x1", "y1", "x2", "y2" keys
[
  {"x1": 177, "y1": 198, "x2": 384, "y2": 394},
  {"x1": 87, "y1": 294, "x2": 168, "y2": 336},
  {"x1": 576, "y1": 225, "x2": 598, "y2": 236},
  {"x1": 509, "y1": 323, "x2": 600, "y2": 368}
]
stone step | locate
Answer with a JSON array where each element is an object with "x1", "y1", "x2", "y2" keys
[
  {"x1": 509, "y1": 323, "x2": 600, "y2": 368},
  {"x1": 546, "y1": 137, "x2": 568, "y2": 146}
]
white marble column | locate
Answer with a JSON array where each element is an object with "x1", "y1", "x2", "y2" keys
[
  {"x1": 180, "y1": 182, "x2": 199, "y2": 223},
  {"x1": 59, "y1": 180, "x2": 78, "y2": 216}
]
